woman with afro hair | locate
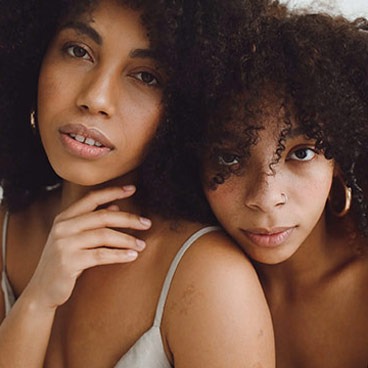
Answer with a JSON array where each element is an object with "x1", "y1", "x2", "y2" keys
[
  {"x1": 0, "y1": 0, "x2": 275, "y2": 367},
  {"x1": 200, "y1": 8, "x2": 368, "y2": 367}
]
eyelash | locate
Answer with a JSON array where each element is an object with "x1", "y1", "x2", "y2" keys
[
  {"x1": 287, "y1": 146, "x2": 318, "y2": 162},
  {"x1": 218, "y1": 153, "x2": 241, "y2": 167},
  {"x1": 63, "y1": 43, "x2": 92, "y2": 61},
  {"x1": 130, "y1": 71, "x2": 161, "y2": 88},
  {"x1": 62, "y1": 43, "x2": 161, "y2": 88},
  {"x1": 218, "y1": 145, "x2": 317, "y2": 168}
]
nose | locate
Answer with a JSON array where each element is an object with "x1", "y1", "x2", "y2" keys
[
  {"x1": 76, "y1": 67, "x2": 118, "y2": 118},
  {"x1": 244, "y1": 171, "x2": 288, "y2": 213}
]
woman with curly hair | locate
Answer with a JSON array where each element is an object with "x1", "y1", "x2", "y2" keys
[
  {"x1": 0, "y1": 0, "x2": 275, "y2": 366},
  {"x1": 200, "y1": 10, "x2": 368, "y2": 367}
]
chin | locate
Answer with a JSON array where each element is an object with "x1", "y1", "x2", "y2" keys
[
  {"x1": 55, "y1": 170, "x2": 112, "y2": 187},
  {"x1": 242, "y1": 246, "x2": 298, "y2": 266}
]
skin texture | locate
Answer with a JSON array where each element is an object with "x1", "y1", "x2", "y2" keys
[
  {"x1": 203, "y1": 92, "x2": 368, "y2": 367},
  {"x1": 0, "y1": 1, "x2": 275, "y2": 367},
  {"x1": 37, "y1": 4, "x2": 164, "y2": 186},
  {"x1": 194, "y1": 9, "x2": 368, "y2": 366},
  {"x1": 0, "y1": 0, "x2": 272, "y2": 223},
  {"x1": 204, "y1": 99, "x2": 335, "y2": 265}
]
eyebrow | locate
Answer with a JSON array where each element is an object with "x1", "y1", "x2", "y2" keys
[
  {"x1": 60, "y1": 21, "x2": 102, "y2": 45},
  {"x1": 130, "y1": 48, "x2": 157, "y2": 60},
  {"x1": 59, "y1": 21, "x2": 157, "y2": 61}
]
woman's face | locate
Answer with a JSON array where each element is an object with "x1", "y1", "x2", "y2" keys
[
  {"x1": 203, "y1": 99, "x2": 335, "y2": 265},
  {"x1": 37, "y1": 0, "x2": 165, "y2": 185}
]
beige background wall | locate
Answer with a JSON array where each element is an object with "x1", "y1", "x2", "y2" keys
[{"x1": 279, "y1": 0, "x2": 368, "y2": 20}]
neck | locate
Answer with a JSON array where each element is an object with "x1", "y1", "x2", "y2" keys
[
  {"x1": 254, "y1": 215, "x2": 336, "y2": 291},
  {"x1": 59, "y1": 171, "x2": 140, "y2": 213}
]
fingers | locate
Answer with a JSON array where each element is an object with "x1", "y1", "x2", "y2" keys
[
  {"x1": 68, "y1": 228, "x2": 148, "y2": 252},
  {"x1": 52, "y1": 209, "x2": 151, "y2": 238},
  {"x1": 27, "y1": 185, "x2": 150, "y2": 309},
  {"x1": 80, "y1": 247, "x2": 140, "y2": 270},
  {"x1": 58, "y1": 185, "x2": 136, "y2": 220}
]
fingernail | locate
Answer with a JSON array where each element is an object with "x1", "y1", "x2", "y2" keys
[
  {"x1": 139, "y1": 217, "x2": 151, "y2": 227},
  {"x1": 122, "y1": 185, "x2": 135, "y2": 192},
  {"x1": 127, "y1": 250, "x2": 138, "y2": 259},
  {"x1": 136, "y1": 239, "x2": 146, "y2": 251}
]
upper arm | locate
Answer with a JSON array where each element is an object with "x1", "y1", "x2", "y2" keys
[{"x1": 163, "y1": 232, "x2": 275, "y2": 368}]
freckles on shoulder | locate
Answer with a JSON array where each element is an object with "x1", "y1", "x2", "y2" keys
[
  {"x1": 165, "y1": 230, "x2": 262, "y2": 310},
  {"x1": 161, "y1": 229, "x2": 274, "y2": 367}
]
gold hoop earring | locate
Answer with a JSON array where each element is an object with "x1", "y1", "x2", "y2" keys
[
  {"x1": 328, "y1": 175, "x2": 352, "y2": 217},
  {"x1": 30, "y1": 110, "x2": 37, "y2": 133}
]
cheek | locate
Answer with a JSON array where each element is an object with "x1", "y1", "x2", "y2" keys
[
  {"x1": 311, "y1": 165, "x2": 334, "y2": 199},
  {"x1": 204, "y1": 181, "x2": 239, "y2": 221},
  {"x1": 125, "y1": 81, "x2": 163, "y2": 119},
  {"x1": 121, "y1": 96, "x2": 162, "y2": 135},
  {"x1": 292, "y1": 164, "x2": 334, "y2": 219},
  {"x1": 37, "y1": 60, "x2": 69, "y2": 123},
  {"x1": 133, "y1": 107, "x2": 162, "y2": 150},
  {"x1": 143, "y1": 104, "x2": 162, "y2": 134}
]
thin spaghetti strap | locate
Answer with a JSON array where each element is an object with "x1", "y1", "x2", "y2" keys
[
  {"x1": 1, "y1": 211, "x2": 9, "y2": 269},
  {"x1": 1, "y1": 211, "x2": 15, "y2": 314},
  {"x1": 153, "y1": 226, "x2": 220, "y2": 327}
]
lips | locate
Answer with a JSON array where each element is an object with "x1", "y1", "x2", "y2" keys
[
  {"x1": 241, "y1": 227, "x2": 295, "y2": 248},
  {"x1": 58, "y1": 124, "x2": 114, "y2": 160},
  {"x1": 59, "y1": 124, "x2": 115, "y2": 149}
]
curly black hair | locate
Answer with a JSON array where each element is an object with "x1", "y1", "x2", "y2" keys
[
  {"x1": 200, "y1": 8, "x2": 368, "y2": 235},
  {"x1": 0, "y1": 0, "x2": 270, "y2": 223},
  {"x1": 138, "y1": 0, "x2": 272, "y2": 222}
]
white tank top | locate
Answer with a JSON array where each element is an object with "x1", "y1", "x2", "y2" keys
[{"x1": 1, "y1": 211, "x2": 219, "y2": 367}]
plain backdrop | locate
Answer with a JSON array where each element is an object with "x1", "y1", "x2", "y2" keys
[{"x1": 279, "y1": 0, "x2": 368, "y2": 19}]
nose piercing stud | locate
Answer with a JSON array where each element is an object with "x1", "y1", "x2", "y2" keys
[{"x1": 280, "y1": 193, "x2": 287, "y2": 205}]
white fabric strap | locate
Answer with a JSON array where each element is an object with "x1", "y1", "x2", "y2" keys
[
  {"x1": 1, "y1": 211, "x2": 9, "y2": 267},
  {"x1": 153, "y1": 226, "x2": 219, "y2": 326}
]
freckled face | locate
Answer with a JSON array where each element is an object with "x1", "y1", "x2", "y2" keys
[
  {"x1": 37, "y1": 0, "x2": 165, "y2": 185},
  {"x1": 203, "y1": 104, "x2": 334, "y2": 265}
]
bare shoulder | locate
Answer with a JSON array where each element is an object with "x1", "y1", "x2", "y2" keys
[
  {"x1": 174, "y1": 228, "x2": 261, "y2": 287},
  {"x1": 162, "y1": 227, "x2": 275, "y2": 367},
  {"x1": 164, "y1": 228, "x2": 267, "y2": 315}
]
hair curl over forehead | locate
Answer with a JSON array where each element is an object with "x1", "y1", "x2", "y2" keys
[
  {"x1": 137, "y1": 0, "x2": 272, "y2": 222},
  {"x1": 203, "y1": 10, "x2": 368, "y2": 234}
]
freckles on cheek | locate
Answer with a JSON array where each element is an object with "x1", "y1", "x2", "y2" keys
[
  {"x1": 295, "y1": 174, "x2": 333, "y2": 207},
  {"x1": 205, "y1": 185, "x2": 234, "y2": 214},
  {"x1": 315, "y1": 168, "x2": 334, "y2": 192}
]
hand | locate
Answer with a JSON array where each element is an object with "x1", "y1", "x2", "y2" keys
[{"x1": 25, "y1": 186, "x2": 150, "y2": 310}]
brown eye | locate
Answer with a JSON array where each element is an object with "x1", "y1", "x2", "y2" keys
[
  {"x1": 218, "y1": 153, "x2": 240, "y2": 167},
  {"x1": 134, "y1": 71, "x2": 159, "y2": 86},
  {"x1": 289, "y1": 147, "x2": 316, "y2": 161},
  {"x1": 65, "y1": 45, "x2": 90, "y2": 60}
]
